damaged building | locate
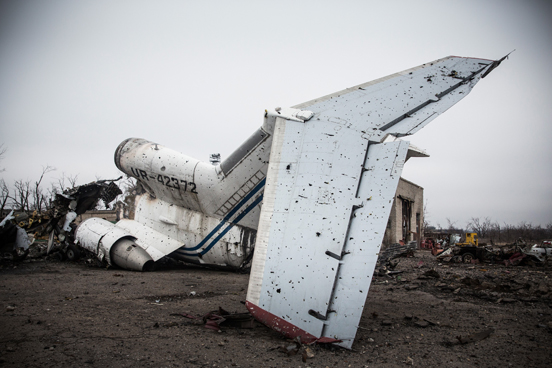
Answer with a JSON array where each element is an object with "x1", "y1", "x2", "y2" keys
[{"x1": 383, "y1": 177, "x2": 424, "y2": 248}]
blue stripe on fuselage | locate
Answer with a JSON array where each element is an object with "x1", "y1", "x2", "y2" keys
[
  {"x1": 178, "y1": 178, "x2": 265, "y2": 253},
  {"x1": 175, "y1": 194, "x2": 263, "y2": 257}
]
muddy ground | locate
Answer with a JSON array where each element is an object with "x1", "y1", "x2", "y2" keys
[{"x1": 1, "y1": 249, "x2": 551, "y2": 368}]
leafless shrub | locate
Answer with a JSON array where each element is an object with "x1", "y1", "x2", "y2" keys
[
  {"x1": 0, "y1": 179, "x2": 9, "y2": 214},
  {"x1": 465, "y1": 217, "x2": 550, "y2": 244}
]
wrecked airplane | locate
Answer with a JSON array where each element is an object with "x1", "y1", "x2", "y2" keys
[{"x1": 73, "y1": 55, "x2": 506, "y2": 348}]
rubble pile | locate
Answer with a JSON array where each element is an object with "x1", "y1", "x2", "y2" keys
[
  {"x1": 0, "y1": 179, "x2": 121, "y2": 265},
  {"x1": 374, "y1": 250, "x2": 552, "y2": 306}
]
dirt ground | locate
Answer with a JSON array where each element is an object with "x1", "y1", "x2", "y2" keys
[{"x1": 1, "y1": 249, "x2": 551, "y2": 368}]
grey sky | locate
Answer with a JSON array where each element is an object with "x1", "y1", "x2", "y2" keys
[{"x1": 1, "y1": 0, "x2": 551, "y2": 228}]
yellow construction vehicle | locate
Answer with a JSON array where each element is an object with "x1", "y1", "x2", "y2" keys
[
  {"x1": 454, "y1": 232, "x2": 484, "y2": 262},
  {"x1": 456, "y1": 232, "x2": 479, "y2": 247}
]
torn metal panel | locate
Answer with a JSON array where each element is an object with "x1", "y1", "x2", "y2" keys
[
  {"x1": 44, "y1": 179, "x2": 122, "y2": 256},
  {"x1": 0, "y1": 210, "x2": 32, "y2": 260},
  {"x1": 522, "y1": 240, "x2": 552, "y2": 263}
]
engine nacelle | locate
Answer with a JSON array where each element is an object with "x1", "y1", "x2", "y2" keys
[
  {"x1": 75, "y1": 218, "x2": 154, "y2": 271},
  {"x1": 110, "y1": 238, "x2": 155, "y2": 272}
]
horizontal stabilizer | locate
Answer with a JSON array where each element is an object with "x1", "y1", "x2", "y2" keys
[
  {"x1": 294, "y1": 56, "x2": 494, "y2": 138},
  {"x1": 116, "y1": 219, "x2": 183, "y2": 261}
]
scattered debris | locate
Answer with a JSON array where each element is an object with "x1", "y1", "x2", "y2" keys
[
  {"x1": 522, "y1": 240, "x2": 551, "y2": 263},
  {"x1": 0, "y1": 210, "x2": 32, "y2": 261},
  {"x1": 277, "y1": 336, "x2": 316, "y2": 363},
  {"x1": 431, "y1": 235, "x2": 551, "y2": 267},
  {"x1": 456, "y1": 328, "x2": 494, "y2": 344},
  {"x1": 45, "y1": 179, "x2": 122, "y2": 254},
  {"x1": 423, "y1": 269, "x2": 440, "y2": 278},
  {"x1": 304, "y1": 346, "x2": 315, "y2": 359},
  {"x1": 279, "y1": 338, "x2": 301, "y2": 356},
  {"x1": 378, "y1": 242, "x2": 417, "y2": 265},
  {"x1": 1, "y1": 179, "x2": 122, "y2": 265},
  {"x1": 414, "y1": 320, "x2": 429, "y2": 328},
  {"x1": 177, "y1": 307, "x2": 255, "y2": 331}
]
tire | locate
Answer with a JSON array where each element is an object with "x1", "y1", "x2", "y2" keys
[
  {"x1": 66, "y1": 245, "x2": 81, "y2": 262},
  {"x1": 55, "y1": 251, "x2": 66, "y2": 261},
  {"x1": 462, "y1": 253, "x2": 475, "y2": 263}
]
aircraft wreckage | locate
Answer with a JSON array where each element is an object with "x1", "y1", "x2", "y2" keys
[{"x1": 75, "y1": 55, "x2": 506, "y2": 348}]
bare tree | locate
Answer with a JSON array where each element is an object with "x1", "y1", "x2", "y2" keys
[
  {"x1": 12, "y1": 179, "x2": 31, "y2": 212},
  {"x1": 31, "y1": 166, "x2": 55, "y2": 212},
  {"x1": 0, "y1": 179, "x2": 9, "y2": 214},
  {"x1": 55, "y1": 172, "x2": 78, "y2": 192},
  {"x1": 423, "y1": 199, "x2": 430, "y2": 229},
  {"x1": 462, "y1": 218, "x2": 552, "y2": 244},
  {"x1": 49, "y1": 172, "x2": 80, "y2": 208},
  {"x1": 489, "y1": 221, "x2": 501, "y2": 243},
  {"x1": 446, "y1": 217, "x2": 457, "y2": 230},
  {"x1": 67, "y1": 173, "x2": 79, "y2": 188},
  {"x1": 45, "y1": 173, "x2": 76, "y2": 210},
  {"x1": 116, "y1": 174, "x2": 138, "y2": 219},
  {"x1": 7, "y1": 166, "x2": 56, "y2": 213},
  {"x1": 516, "y1": 221, "x2": 543, "y2": 243},
  {"x1": 466, "y1": 217, "x2": 493, "y2": 238},
  {"x1": 0, "y1": 144, "x2": 6, "y2": 173}
]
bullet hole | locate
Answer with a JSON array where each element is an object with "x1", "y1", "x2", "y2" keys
[
  {"x1": 276, "y1": 289, "x2": 281, "y2": 293},
  {"x1": 286, "y1": 164, "x2": 291, "y2": 170},
  {"x1": 316, "y1": 232, "x2": 321, "y2": 237}
]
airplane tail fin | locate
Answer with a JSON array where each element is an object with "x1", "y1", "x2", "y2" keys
[{"x1": 246, "y1": 55, "x2": 505, "y2": 348}]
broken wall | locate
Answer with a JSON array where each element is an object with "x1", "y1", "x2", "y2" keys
[{"x1": 383, "y1": 177, "x2": 424, "y2": 248}]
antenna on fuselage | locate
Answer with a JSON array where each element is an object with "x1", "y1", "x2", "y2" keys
[{"x1": 209, "y1": 153, "x2": 221, "y2": 165}]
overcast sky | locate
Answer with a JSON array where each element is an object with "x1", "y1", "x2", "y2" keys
[{"x1": 1, "y1": 0, "x2": 551, "y2": 228}]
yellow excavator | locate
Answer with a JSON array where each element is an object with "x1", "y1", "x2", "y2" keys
[
  {"x1": 435, "y1": 232, "x2": 483, "y2": 263},
  {"x1": 456, "y1": 232, "x2": 478, "y2": 247},
  {"x1": 454, "y1": 232, "x2": 484, "y2": 262}
]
